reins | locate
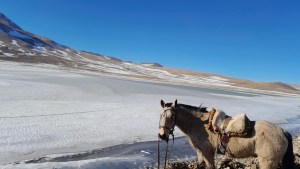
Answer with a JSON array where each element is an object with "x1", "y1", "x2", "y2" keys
[
  {"x1": 164, "y1": 140, "x2": 169, "y2": 169},
  {"x1": 157, "y1": 130, "x2": 175, "y2": 169},
  {"x1": 157, "y1": 136, "x2": 160, "y2": 169}
]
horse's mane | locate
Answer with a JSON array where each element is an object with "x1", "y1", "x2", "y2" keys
[
  {"x1": 177, "y1": 103, "x2": 208, "y2": 113},
  {"x1": 164, "y1": 102, "x2": 209, "y2": 114}
]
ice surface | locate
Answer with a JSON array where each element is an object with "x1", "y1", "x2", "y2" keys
[
  {"x1": 2, "y1": 156, "x2": 152, "y2": 169},
  {"x1": 0, "y1": 81, "x2": 10, "y2": 86},
  {"x1": 0, "y1": 61, "x2": 299, "y2": 168}
]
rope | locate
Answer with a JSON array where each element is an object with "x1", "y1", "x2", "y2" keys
[
  {"x1": 157, "y1": 135, "x2": 160, "y2": 169},
  {"x1": 164, "y1": 141, "x2": 169, "y2": 169},
  {"x1": 157, "y1": 136, "x2": 171, "y2": 169}
]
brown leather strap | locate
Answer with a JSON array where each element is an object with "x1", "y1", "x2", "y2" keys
[{"x1": 206, "y1": 108, "x2": 216, "y2": 131}]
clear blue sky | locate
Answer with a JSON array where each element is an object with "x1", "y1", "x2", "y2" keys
[{"x1": 1, "y1": 0, "x2": 300, "y2": 84}]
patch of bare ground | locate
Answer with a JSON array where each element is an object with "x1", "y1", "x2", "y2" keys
[
  {"x1": 158, "y1": 67, "x2": 299, "y2": 95},
  {"x1": 232, "y1": 80, "x2": 300, "y2": 94},
  {"x1": 164, "y1": 135, "x2": 300, "y2": 169},
  {"x1": 159, "y1": 67, "x2": 218, "y2": 78}
]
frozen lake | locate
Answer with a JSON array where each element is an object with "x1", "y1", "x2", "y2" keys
[{"x1": 0, "y1": 61, "x2": 299, "y2": 168}]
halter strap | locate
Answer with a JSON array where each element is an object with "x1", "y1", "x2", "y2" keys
[{"x1": 159, "y1": 108, "x2": 177, "y2": 131}]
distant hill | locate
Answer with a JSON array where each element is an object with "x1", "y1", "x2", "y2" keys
[
  {"x1": 0, "y1": 12, "x2": 299, "y2": 96},
  {"x1": 290, "y1": 84, "x2": 300, "y2": 90}
]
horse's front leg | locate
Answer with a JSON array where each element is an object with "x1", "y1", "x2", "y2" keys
[
  {"x1": 203, "y1": 156, "x2": 216, "y2": 169},
  {"x1": 197, "y1": 144, "x2": 216, "y2": 169},
  {"x1": 196, "y1": 150, "x2": 205, "y2": 166},
  {"x1": 202, "y1": 152, "x2": 215, "y2": 169}
]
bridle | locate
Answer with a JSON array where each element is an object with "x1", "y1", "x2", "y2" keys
[
  {"x1": 159, "y1": 107, "x2": 177, "y2": 138},
  {"x1": 158, "y1": 107, "x2": 177, "y2": 169}
]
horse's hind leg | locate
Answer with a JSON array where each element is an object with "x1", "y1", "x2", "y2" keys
[{"x1": 258, "y1": 158, "x2": 279, "y2": 169}]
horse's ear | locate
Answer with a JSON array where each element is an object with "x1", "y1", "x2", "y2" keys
[
  {"x1": 172, "y1": 99, "x2": 177, "y2": 108},
  {"x1": 161, "y1": 100, "x2": 165, "y2": 108}
]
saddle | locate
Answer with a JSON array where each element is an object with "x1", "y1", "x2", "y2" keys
[
  {"x1": 207, "y1": 108, "x2": 251, "y2": 137},
  {"x1": 226, "y1": 113, "x2": 251, "y2": 137},
  {"x1": 206, "y1": 108, "x2": 252, "y2": 155}
]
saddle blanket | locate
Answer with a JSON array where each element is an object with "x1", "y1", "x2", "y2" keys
[
  {"x1": 211, "y1": 108, "x2": 251, "y2": 137},
  {"x1": 210, "y1": 108, "x2": 251, "y2": 155}
]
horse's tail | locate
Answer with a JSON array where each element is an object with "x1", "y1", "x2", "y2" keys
[{"x1": 282, "y1": 130, "x2": 295, "y2": 169}]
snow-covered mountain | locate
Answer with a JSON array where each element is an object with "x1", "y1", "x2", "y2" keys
[{"x1": 0, "y1": 12, "x2": 299, "y2": 95}]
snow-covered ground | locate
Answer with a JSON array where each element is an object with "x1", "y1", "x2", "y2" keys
[{"x1": 0, "y1": 61, "x2": 299, "y2": 168}]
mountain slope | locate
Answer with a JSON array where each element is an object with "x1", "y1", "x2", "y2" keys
[
  {"x1": 0, "y1": 12, "x2": 299, "y2": 95},
  {"x1": 290, "y1": 84, "x2": 300, "y2": 90}
]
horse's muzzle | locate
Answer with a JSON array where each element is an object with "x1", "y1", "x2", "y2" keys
[{"x1": 158, "y1": 133, "x2": 169, "y2": 142}]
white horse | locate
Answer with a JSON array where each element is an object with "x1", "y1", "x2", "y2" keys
[{"x1": 158, "y1": 100, "x2": 294, "y2": 169}]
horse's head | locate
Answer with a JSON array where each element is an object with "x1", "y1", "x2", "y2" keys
[{"x1": 158, "y1": 99, "x2": 177, "y2": 142}]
